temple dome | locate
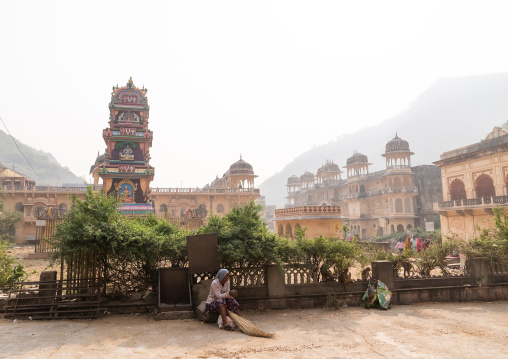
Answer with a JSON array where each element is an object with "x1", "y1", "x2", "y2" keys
[
  {"x1": 210, "y1": 175, "x2": 224, "y2": 189},
  {"x1": 346, "y1": 152, "x2": 368, "y2": 165},
  {"x1": 300, "y1": 171, "x2": 315, "y2": 181},
  {"x1": 229, "y1": 156, "x2": 254, "y2": 175},
  {"x1": 287, "y1": 175, "x2": 300, "y2": 185},
  {"x1": 385, "y1": 133, "x2": 411, "y2": 153},
  {"x1": 318, "y1": 160, "x2": 340, "y2": 174}
]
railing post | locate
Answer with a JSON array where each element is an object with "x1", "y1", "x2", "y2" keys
[
  {"x1": 266, "y1": 265, "x2": 286, "y2": 298},
  {"x1": 470, "y1": 258, "x2": 490, "y2": 285}
]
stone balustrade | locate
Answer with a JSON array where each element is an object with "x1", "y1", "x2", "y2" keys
[
  {"x1": 435, "y1": 195, "x2": 508, "y2": 211},
  {"x1": 275, "y1": 205, "x2": 341, "y2": 217}
]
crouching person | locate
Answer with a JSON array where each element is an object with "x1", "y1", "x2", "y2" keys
[{"x1": 205, "y1": 269, "x2": 240, "y2": 330}]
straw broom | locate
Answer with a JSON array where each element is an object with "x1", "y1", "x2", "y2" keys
[{"x1": 228, "y1": 311, "x2": 274, "y2": 338}]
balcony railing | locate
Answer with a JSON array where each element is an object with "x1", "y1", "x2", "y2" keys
[
  {"x1": 2, "y1": 185, "x2": 101, "y2": 192},
  {"x1": 337, "y1": 186, "x2": 418, "y2": 200},
  {"x1": 151, "y1": 187, "x2": 260, "y2": 194},
  {"x1": 435, "y1": 195, "x2": 508, "y2": 210},
  {"x1": 276, "y1": 205, "x2": 341, "y2": 217}
]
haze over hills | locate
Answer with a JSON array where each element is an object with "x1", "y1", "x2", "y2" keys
[
  {"x1": 260, "y1": 73, "x2": 508, "y2": 207},
  {"x1": 0, "y1": 130, "x2": 83, "y2": 186}
]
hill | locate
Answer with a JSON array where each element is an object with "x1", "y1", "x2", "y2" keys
[
  {"x1": 0, "y1": 130, "x2": 83, "y2": 186},
  {"x1": 260, "y1": 73, "x2": 508, "y2": 207}
]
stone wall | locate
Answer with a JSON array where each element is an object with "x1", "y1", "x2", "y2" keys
[
  {"x1": 230, "y1": 259, "x2": 508, "y2": 310},
  {"x1": 412, "y1": 164, "x2": 442, "y2": 227}
]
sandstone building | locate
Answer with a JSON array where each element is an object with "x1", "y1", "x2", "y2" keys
[
  {"x1": 434, "y1": 127, "x2": 508, "y2": 239},
  {"x1": 275, "y1": 135, "x2": 442, "y2": 239}
]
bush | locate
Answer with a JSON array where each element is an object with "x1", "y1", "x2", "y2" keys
[
  {"x1": 453, "y1": 208, "x2": 508, "y2": 267},
  {"x1": 52, "y1": 187, "x2": 192, "y2": 298},
  {"x1": 0, "y1": 240, "x2": 15, "y2": 289},
  {"x1": 413, "y1": 242, "x2": 453, "y2": 276},
  {"x1": 0, "y1": 241, "x2": 26, "y2": 290}
]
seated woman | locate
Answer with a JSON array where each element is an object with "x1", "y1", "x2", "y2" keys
[{"x1": 205, "y1": 269, "x2": 240, "y2": 330}]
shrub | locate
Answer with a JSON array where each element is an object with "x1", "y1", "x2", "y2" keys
[
  {"x1": 453, "y1": 208, "x2": 508, "y2": 268},
  {"x1": 0, "y1": 240, "x2": 15, "y2": 289},
  {"x1": 0, "y1": 241, "x2": 26, "y2": 290}
]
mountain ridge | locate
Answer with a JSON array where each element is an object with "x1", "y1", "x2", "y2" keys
[{"x1": 0, "y1": 130, "x2": 83, "y2": 186}]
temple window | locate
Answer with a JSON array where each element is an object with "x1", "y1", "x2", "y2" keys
[
  {"x1": 404, "y1": 198, "x2": 411, "y2": 212},
  {"x1": 395, "y1": 198, "x2": 403, "y2": 213}
]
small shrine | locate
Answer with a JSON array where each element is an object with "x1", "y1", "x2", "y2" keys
[{"x1": 97, "y1": 77, "x2": 155, "y2": 215}]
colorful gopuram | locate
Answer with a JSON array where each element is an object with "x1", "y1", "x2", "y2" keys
[{"x1": 96, "y1": 77, "x2": 155, "y2": 214}]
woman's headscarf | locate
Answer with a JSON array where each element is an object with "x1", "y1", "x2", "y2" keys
[
  {"x1": 216, "y1": 269, "x2": 229, "y2": 281},
  {"x1": 404, "y1": 237, "x2": 411, "y2": 248}
]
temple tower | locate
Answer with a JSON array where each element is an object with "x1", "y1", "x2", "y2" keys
[{"x1": 96, "y1": 77, "x2": 155, "y2": 214}]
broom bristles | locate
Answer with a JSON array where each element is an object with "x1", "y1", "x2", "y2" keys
[{"x1": 228, "y1": 311, "x2": 274, "y2": 338}]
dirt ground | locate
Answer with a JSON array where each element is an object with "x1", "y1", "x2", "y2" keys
[
  {"x1": 2, "y1": 245, "x2": 507, "y2": 358},
  {"x1": 3, "y1": 244, "x2": 59, "y2": 283},
  {"x1": 0, "y1": 302, "x2": 507, "y2": 358}
]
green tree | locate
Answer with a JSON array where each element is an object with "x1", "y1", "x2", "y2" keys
[{"x1": 198, "y1": 202, "x2": 289, "y2": 268}]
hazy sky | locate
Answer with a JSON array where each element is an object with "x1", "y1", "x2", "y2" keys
[{"x1": 2, "y1": 1, "x2": 508, "y2": 188}]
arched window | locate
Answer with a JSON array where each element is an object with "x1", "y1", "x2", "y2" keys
[
  {"x1": 59, "y1": 203, "x2": 68, "y2": 211},
  {"x1": 407, "y1": 224, "x2": 413, "y2": 230},
  {"x1": 15, "y1": 202, "x2": 23, "y2": 212},
  {"x1": 404, "y1": 198, "x2": 411, "y2": 213},
  {"x1": 402, "y1": 176, "x2": 410, "y2": 186},
  {"x1": 449, "y1": 179, "x2": 467, "y2": 200},
  {"x1": 475, "y1": 174, "x2": 495, "y2": 198},
  {"x1": 216, "y1": 204, "x2": 224, "y2": 213},
  {"x1": 180, "y1": 207, "x2": 186, "y2": 217},
  {"x1": 397, "y1": 224, "x2": 404, "y2": 232},
  {"x1": 159, "y1": 204, "x2": 168, "y2": 213},
  {"x1": 278, "y1": 224, "x2": 284, "y2": 236},
  {"x1": 360, "y1": 185, "x2": 366, "y2": 193},
  {"x1": 285, "y1": 223, "x2": 293, "y2": 238},
  {"x1": 395, "y1": 198, "x2": 403, "y2": 213}
]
